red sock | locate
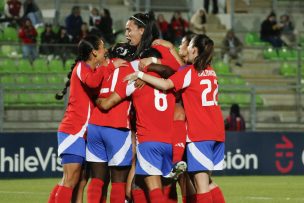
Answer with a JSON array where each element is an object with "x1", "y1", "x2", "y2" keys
[
  {"x1": 163, "y1": 185, "x2": 177, "y2": 203},
  {"x1": 196, "y1": 192, "x2": 213, "y2": 203},
  {"x1": 110, "y1": 182, "x2": 126, "y2": 203},
  {"x1": 47, "y1": 184, "x2": 59, "y2": 203},
  {"x1": 211, "y1": 187, "x2": 225, "y2": 203},
  {"x1": 149, "y1": 188, "x2": 166, "y2": 203},
  {"x1": 87, "y1": 178, "x2": 104, "y2": 203},
  {"x1": 55, "y1": 185, "x2": 73, "y2": 203},
  {"x1": 172, "y1": 120, "x2": 187, "y2": 163},
  {"x1": 132, "y1": 189, "x2": 147, "y2": 203}
]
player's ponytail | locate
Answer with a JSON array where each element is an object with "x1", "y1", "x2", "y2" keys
[
  {"x1": 192, "y1": 34, "x2": 214, "y2": 72},
  {"x1": 55, "y1": 35, "x2": 102, "y2": 100}
]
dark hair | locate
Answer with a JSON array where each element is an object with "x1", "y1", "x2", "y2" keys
[
  {"x1": 139, "y1": 47, "x2": 162, "y2": 59},
  {"x1": 129, "y1": 13, "x2": 159, "y2": 59},
  {"x1": 108, "y1": 42, "x2": 136, "y2": 61},
  {"x1": 55, "y1": 35, "x2": 102, "y2": 100},
  {"x1": 72, "y1": 6, "x2": 80, "y2": 14},
  {"x1": 230, "y1": 103, "x2": 241, "y2": 117},
  {"x1": 183, "y1": 33, "x2": 195, "y2": 45},
  {"x1": 103, "y1": 8, "x2": 111, "y2": 18},
  {"x1": 191, "y1": 34, "x2": 214, "y2": 72}
]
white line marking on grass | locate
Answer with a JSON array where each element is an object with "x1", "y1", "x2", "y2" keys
[
  {"x1": 0, "y1": 190, "x2": 48, "y2": 196},
  {"x1": 246, "y1": 196, "x2": 273, "y2": 200},
  {"x1": 246, "y1": 196, "x2": 304, "y2": 201}
]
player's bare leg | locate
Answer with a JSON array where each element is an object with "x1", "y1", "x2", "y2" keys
[
  {"x1": 178, "y1": 172, "x2": 196, "y2": 203},
  {"x1": 72, "y1": 164, "x2": 89, "y2": 203},
  {"x1": 87, "y1": 162, "x2": 108, "y2": 203}
]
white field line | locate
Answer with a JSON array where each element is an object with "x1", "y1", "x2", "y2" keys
[{"x1": 245, "y1": 196, "x2": 304, "y2": 201}]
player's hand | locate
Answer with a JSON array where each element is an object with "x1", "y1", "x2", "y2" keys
[
  {"x1": 139, "y1": 58, "x2": 152, "y2": 71},
  {"x1": 95, "y1": 98, "x2": 102, "y2": 106},
  {"x1": 135, "y1": 79, "x2": 145, "y2": 88},
  {"x1": 124, "y1": 72, "x2": 139, "y2": 83},
  {"x1": 113, "y1": 58, "x2": 128, "y2": 68},
  {"x1": 152, "y1": 39, "x2": 174, "y2": 49}
]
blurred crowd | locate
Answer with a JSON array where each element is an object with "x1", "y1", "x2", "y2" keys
[{"x1": 0, "y1": 0, "x2": 300, "y2": 67}]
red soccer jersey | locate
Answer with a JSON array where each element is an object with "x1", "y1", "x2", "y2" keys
[
  {"x1": 116, "y1": 63, "x2": 175, "y2": 143},
  {"x1": 169, "y1": 65, "x2": 225, "y2": 142},
  {"x1": 152, "y1": 44, "x2": 180, "y2": 71},
  {"x1": 89, "y1": 60, "x2": 137, "y2": 129},
  {"x1": 58, "y1": 61, "x2": 112, "y2": 136}
]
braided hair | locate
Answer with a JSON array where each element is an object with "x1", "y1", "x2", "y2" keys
[{"x1": 55, "y1": 35, "x2": 102, "y2": 100}]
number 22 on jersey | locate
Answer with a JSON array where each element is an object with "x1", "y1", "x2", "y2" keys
[{"x1": 200, "y1": 78, "x2": 218, "y2": 107}]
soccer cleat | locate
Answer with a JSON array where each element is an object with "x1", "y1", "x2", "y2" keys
[{"x1": 169, "y1": 161, "x2": 187, "y2": 180}]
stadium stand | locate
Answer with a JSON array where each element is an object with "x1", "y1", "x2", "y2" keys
[{"x1": 0, "y1": 0, "x2": 303, "y2": 132}]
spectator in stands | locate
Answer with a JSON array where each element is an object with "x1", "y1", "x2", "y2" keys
[
  {"x1": 89, "y1": 7, "x2": 102, "y2": 36},
  {"x1": 279, "y1": 14, "x2": 297, "y2": 47},
  {"x1": 23, "y1": 0, "x2": 43, "y2": 27},
  {"x1": 4, "y1": 0, "x2": 23, "y2": 27},
  {"x1": 100, "y1": 8, "x2": 114, "y2": 44},
  {"x1": 170, "y1": 11, "x2": 188, "y2": 45},
  {"x1": 190, "y1": 8, "x2": 207, "y2": 34},
  {"x1": 156, "y1": 14, "x2": 170, "y2": 40},
  {"x1": 65, "y1": 6, "x2": 83, "y2": 42},
  {"x1": 40, "y1": 23, "x2": 56, "y2": 56},
  {"x1": 18, "y1": 18, "x2": 37, "y2": 63},
  {"x1": 222, "y1": 29, "x2": 243, "y2": 67},
  {"x1": 225, "y1": 103, "x2": 246, "y2": 131},
  {"x1": 72, "y1": 22, "x2": 90, "y2": 43},
  {"x1": 260, "y1": 11, "x2": 283, "y2": 48},
  {"x1": 204, "y1": 0, "x2": 218, "y2": 14},
  {"x1": 56, "y1": 26, "x2": 72, "y2": 61}
]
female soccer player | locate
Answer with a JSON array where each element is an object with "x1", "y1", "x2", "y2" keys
[
  {"x1": 125, "y1": 34, "x2": 226, "y2": 203},
  {"x1": 85, "y1": 42, "x2": 136, "y2": 203},
  {"x1": 124, "y1": 13, "x2": 188, "y2": 203},
  {"x1": 96, "y1": 47, "x2": 175, "y2": 203},
  {"x1": 47, "y1": 35, "x2": 126, "y2": 203}
]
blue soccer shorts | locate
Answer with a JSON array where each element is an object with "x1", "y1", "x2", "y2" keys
[
  {"x1": 186, "y1": 141, "x2": 225, "y2": 172},
  {"x1": 57, "y1": 131, "x2": 86, "y2": 160},
  {"x1": 86, "y1": 124, "x2": 132, "y2": 166},
  {"x1": 61, "y1": 154, "x2": 85, "y2": 165},
  {"x1": 136, "y1": 141, "x2": 173, "y2": 177}
]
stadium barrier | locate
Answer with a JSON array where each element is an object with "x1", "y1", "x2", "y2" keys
[{"x1": 0, "y1": 131, "x2": 303, "y2": 178}]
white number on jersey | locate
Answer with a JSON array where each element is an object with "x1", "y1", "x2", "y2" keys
[
  {"x1": 154, "y1": 89, "x2": 168, "y2": 111},
  {"x1": 200, "y1": 79, "x2": 218, "y2": 106}
]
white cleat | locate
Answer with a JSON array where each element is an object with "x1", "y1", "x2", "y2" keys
[{"x1": 169, "y1": 161, "x2": 187, "y2": 180}]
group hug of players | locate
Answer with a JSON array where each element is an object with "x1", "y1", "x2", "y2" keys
[{"x1": 47, "y1": 12, "x2": 226, "y2": 203}]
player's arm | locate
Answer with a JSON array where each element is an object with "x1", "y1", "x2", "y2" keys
[
  {"x1": 81, "y1": 59, "x2": 128, "y2": 88},
  {"x1": 152, "y1": 39, "x2": 185, "y2": 66},
  {"x1": 125, "y1": 71, "x2": 174, "y2": 91},
  {"x1": 96, "y1": 92, "x2": 122, "y2": 111},
  {"x1": 145, "y1": 64, "x2": 175, "y2": 79}
]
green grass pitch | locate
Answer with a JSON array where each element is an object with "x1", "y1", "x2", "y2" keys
[{"x1": 0, "y1": 176, "x2": 303, "y2": 203}]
